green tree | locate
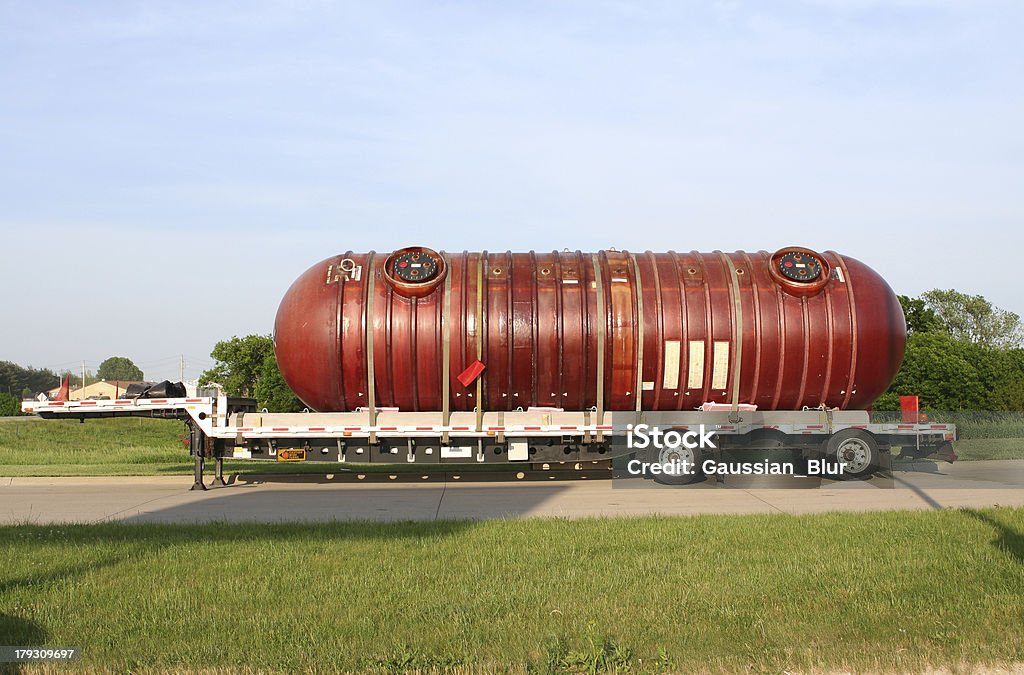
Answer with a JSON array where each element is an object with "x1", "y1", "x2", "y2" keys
[
  {"x1": 898, "y1": 294, "x2": 941, "y2": 335},
  {"x1": 200, "y1": 335, "x2": 303, "y2": 412},
  {"x1": 97, "y1": 356, "x2": 144, "y2": 381},
  {"x1": 0, "y1": 392, "x2": 21, "y2": 416},
  {"x1": 254, "y1": 353, "x2": 304, "y2": 413},
  {"x1": 921, "y1": 289, "x2": 1023, "y2": 348},
  {"x1": 879, "y1": 291, "x2": 1024, "y2": 412},
  {"x1": 991, "y1": 378, "x2": 1024, "y2": 411},
  {"x1": 986, "y1": 348, "x2": 1024, "y2": 411},
  {"x1": 874, "y1": 332, "x2": 986, "y2": 411},
  {"x1": 876, "y1": 319, "x2": 1024, "y2": 413},
  {"x1": 200, "y1": 335, "x2": 272, "y2": 397},
  {"x1": 0, "y1": 361, "x2": 60, "y2": 396}
]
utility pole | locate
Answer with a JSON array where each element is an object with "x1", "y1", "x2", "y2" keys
[
  {"x1": 81, "y1": 360, "x2": 86, "y2": 393},
  {"x1": 180, "y1": 354, "x2": 185, "y2": 382}
]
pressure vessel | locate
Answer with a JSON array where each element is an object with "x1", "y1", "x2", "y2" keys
[{"x1": 274, "y1": 246, "x2": 905, "y2": 413}]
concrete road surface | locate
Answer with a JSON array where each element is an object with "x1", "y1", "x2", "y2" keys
[{"x1": 1, "y1": 460, "x2": 1023, "y2": 524}]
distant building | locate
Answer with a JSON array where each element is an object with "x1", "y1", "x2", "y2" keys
[{"x1": 46, "y1": 380, "x2": 147, "y2": 401}]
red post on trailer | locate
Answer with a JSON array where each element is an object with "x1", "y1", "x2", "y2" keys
[{"x1": 900, "y1": 395, "x2": 920, "y2": 424}]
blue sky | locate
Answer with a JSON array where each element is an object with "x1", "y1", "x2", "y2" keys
[{"x1": 2, "y1": 0, "x2": 1021, "y2": 382}]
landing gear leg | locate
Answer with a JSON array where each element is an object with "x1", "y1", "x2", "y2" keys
[
  {"x1": 191, "y1": 453, "x2": 207, "y2": 491},
  {"x1": 189, "y1": 422, "x2": 207, "y2": 491},
  {"x1": 211, "y1": 456, "x2": 226, "y2": 487}
]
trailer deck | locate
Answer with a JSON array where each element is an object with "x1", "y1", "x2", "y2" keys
[{"x1": 22, "y1": 397, "x2": 956, "y2": 490}]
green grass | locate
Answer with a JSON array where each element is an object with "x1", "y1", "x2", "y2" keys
[
  {"x1": 873, "y1": 411, "x2": 1024, "y2": 440},
  {"x1": 3, "y1": 508, "x2": 1024, "y2": 672},
  {"x1": 945, "y1": 412, "x2": 1024, "y2": 440},
  {"x1": 0, "y1": 418, "x2": 536, "y2": 477},
  {"x1": 0, "y1": 417, "x2": 187, "y2": 467},
  {"x1": 952, "y1": 437, "x2": 1024, "y2": 461}
]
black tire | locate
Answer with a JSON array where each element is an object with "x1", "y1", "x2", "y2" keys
[
  {"x1": 825, "y1": 429, "x2": 879, "y2": 479},
  {"x1": 649, "y1": 444, "x2": 704, "y2": 486}
]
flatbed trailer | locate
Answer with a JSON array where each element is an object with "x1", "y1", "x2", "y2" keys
[{"x1": 21, "y1": 397, "x2": 956, "y2": 489}]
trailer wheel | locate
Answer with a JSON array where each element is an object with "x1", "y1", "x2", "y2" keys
[
  {"x1": 648, "y1": 445, "x2": 703, "y2": 486},
  {"x1": 826, "y1": 429, "x2": 879, "y2": 478}
]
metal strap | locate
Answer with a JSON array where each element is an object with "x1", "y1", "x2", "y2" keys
[
  {"x1": 829, "y1": 251, "x2": 858, "y2": 410},
  {"x1": 441, "y1": 253, "x2": 453, "y2": 444},
  {"x1": 335, "y1": 255, "x2": 346, "y2": 410},
  {"x1": 475, "y1": 252, "x2": 485, "y2": 433},
  {"x1": 591, "y1": 254, "x2": 606, "y2": 437},
  {"x1": 365, "y1": 251, "x2": 377, "y2": 444},
  {"x1": 630, "y1": 252, "x2": 644, "y2": 413},
  {"x1": 722, "y1": 254, "x2": 744, "y2": 419}
]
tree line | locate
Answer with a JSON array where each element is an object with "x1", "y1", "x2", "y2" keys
[
  {"x1": 0, "y1": 361, "x2": 61, "y2": 399},
  {"x1": 0, "y1": 358, "x2": 146, "y2": 397},
  {"x1": 198, "y1": 335, "x2": 304, "y2": 413},
  {"x1": 0, "y1": 358, "x2": 147, "y2": 416},
  {"x1": 875, "y1": 290, "x2": 1023, "y2": 412}
]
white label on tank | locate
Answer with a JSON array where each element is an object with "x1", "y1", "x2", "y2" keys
[
  {"x1": 441, "y1": 446, "x2": 473, "y2": 459},
  {"x1": 711, "y1": 341, "x2": 730, "y2": 390},
  {"x1": 642, "y1": 381, "x2": 655, "y2": 391},
  {"x1": 686, "y1": 341, "x2": 705, "y2": 389},
  {"x1": 662, "y1": 340, "x2": 680, "y2": 389}
]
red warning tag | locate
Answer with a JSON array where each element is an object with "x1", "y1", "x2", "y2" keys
[{"x1": 457, "y1": 360, "x2": 486, "y2": 387}]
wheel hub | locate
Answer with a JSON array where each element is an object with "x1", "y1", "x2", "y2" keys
[
  {"x1": 836, "y1": 439, "x2": 870, "y2": 473},
  {"x1": 660, "y1": 446, "x2": 695, "y2": 468}
]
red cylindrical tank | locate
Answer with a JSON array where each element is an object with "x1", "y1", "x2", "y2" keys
[{"x1": 274, "y1": 246, "x2": 905, "y2": 413}]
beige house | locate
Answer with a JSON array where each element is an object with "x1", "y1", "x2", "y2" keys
[{"x1": 47, "y1": 380, "x2": 145, "y2": 401}]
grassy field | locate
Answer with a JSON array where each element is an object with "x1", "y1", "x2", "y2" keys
[
  {"x1": 2, "y1": 508, "x2": 1024, "y2": 672},
  {"x1": 2, "y1": 416, "x2": 1022, "y2": 478},
  {"x1": 950, "y1": 437, "x2": 1024, "y2": 461},
  {"x1": 0, "y1": 417, "x2": 190, "y2": 476},
  {"x1": 3, "y1": 418, "x2": 1024, "y2": 671}
]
